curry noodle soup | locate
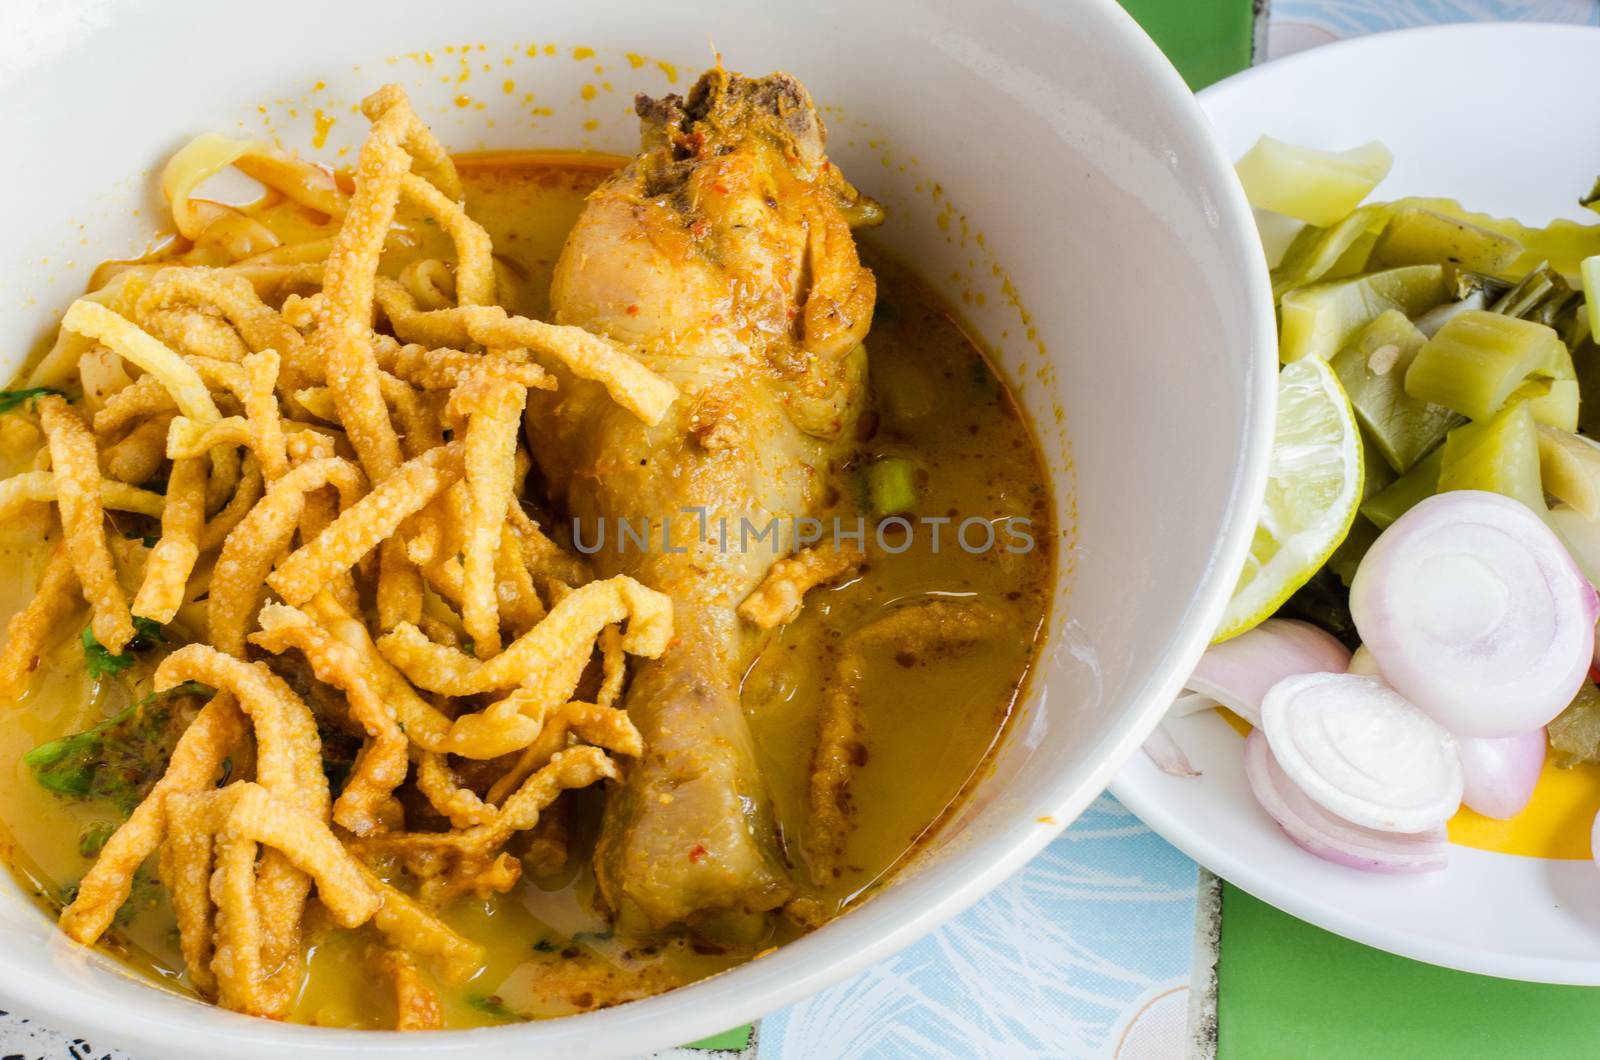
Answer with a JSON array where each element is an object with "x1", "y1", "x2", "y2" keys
[{"x1": 0, "y1": 68, "x2": 1051, "y2": 1028}]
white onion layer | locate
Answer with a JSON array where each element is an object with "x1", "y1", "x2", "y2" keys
[
  {"x1": 1243, "y1": 730, "x2": 1448, "y2": 874},
  {"x1": 1186, "y1": 618, "x2": 1351, "y2": 727},
  {"x1": 1260, "y1": 672, "x2": 1463, "y2": 832},
  {"x1": 1350, "y1": 491, "x2": 1598, "y2": 737},
  {"x1": 1457, "y1": 730, "x2": 1545, "y2": 820}
]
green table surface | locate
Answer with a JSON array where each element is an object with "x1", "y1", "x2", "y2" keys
[
  {"x1": 1219, "y1": 886, "x2": 1600, "y2": 1058},
  {"x1": 1119, "y1": 0, "x2": 1256, "y2": 89}
]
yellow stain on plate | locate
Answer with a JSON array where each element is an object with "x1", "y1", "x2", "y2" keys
[
  {"x1": 311, "y1": 109, "x2": 334, "y2": 149},
  {"x1": 1217, "y1": 708, "x2": 1600, "y2": 859},
  {"x1": 1448, "y1": 759, "x2": 1600, "y2": 860}
]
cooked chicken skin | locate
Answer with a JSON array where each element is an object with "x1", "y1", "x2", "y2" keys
[{"x1": 527, "y1": 67, "x2": 880, "y2": 937}]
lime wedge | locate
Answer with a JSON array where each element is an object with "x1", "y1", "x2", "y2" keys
[{"x1": 1216, "y1": 356, "x2": 1364, "y2": 641}]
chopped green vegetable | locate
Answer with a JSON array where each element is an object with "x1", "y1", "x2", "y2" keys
[
  {"x1": 1509, "y1": 375, "x2": 1579, "y2": 432},
  {"x1": 467, "y1": 995, "x2": 521, "y2": 1022},
  {"x1": 1583, "y1": 177, "x2": 1600, "y2": 216},
  {"x1": 78, "y1": 820, "x2": 117, "y2": 858},
  {"x1": 1489, "y1": 264, "x2": 1582, "y2": 328},
  {"x1": 1369, "y1": 206, "x2": 1523, "y2": 274},
  {"x1": 1330, "y1": 310, "x2": 1463, "y2": 473},
  {"x1": 1537, "y1": 425, "x2": 1600, "y2": 518},
  {"x1": 1328, "y1": 515, "x2": 1381, "y2": 588},
  {"x1": 81, "y1": 616, "x2": 166, "y2": 679},
  {"x1": 1279, "y1": 264, "x2": 1448, "y2": 364},
  {"x1": 864, "y1": 457, "x2": 918, "y2": 517},
  {"x1": 1549, "y1": 679, "x2": 1600, "y2": 768},
  {"x1": 1437, "y1": 400, "x2": 1546, "y2": 514},
  {"x1": 1390, "y1": 196, "x2": 1600, "y2": 278},
  {"x1": 0, "y1": 387, "x2": 65, "y2": 414},
  {"x1": 1404, "y1": 310, "x2": 1568, "y2": 421},
  {"x1": 24, "y1": 689, "x2": 197, "y2": 815},
  {"x1": 1235, "y1": 136, "x2": 1393, "y2": 227},
  {"x1": 1361, "y1": 446, "x2": 1442, "y2": 530},
  {"x1": 1270, "y1": 204, "x2": 1393, "y2": 300},
  {"x1": 1275, "y1": 568, "x2": 1361, "y2": 650}
]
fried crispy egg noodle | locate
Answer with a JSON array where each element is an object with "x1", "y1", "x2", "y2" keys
[{"x1": 0, "y1": 86, "x2": 686, "y2": 1027}]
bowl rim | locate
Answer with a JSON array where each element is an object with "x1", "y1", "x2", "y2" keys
[{"x1": 0, "y1": 0, "x2": 1277, "y2": 1053}]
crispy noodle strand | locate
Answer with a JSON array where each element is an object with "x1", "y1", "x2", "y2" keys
[
  {"x1": 0, "y1": 541, "x2": 79, "y2": 698},
  {"x1": 38, "y1": 396, "x2": 135, "y2": 652},
  {"x1": 132, "y1": 455, "x2": 207, "y2": 623},
  {"x1": 374, "y1": 284, "x2": 676, "y2": 424},
  {"x1": 268, "y1": 442, "x2": 462, "y2": 606},
  {"x1": 448, "y1": 372, "x2": 526, "y2": 658},
  {"x1": 61, "y1": 694, "x2": 246, "y2": 944},
  {"x1": 249, "y1": 602, "x2": 408, "y2": 836},
  {"x1": 377, "y1": 574, "x2": 672, "y2": 697},
  {"x1": 24, "y1": 80, "x2": 689, "y2": 1024},
  {"x1": 208, "y1": 457, "x2": 365, "y2": 657}
]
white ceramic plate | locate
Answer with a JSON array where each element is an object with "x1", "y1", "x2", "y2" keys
[{"x1": 1113, "y1": 22, "x2": 1600, "y2": 985}]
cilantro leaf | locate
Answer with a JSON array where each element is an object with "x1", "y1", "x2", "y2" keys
[
  {"x1": 81, "y1": 617, "x2": 166, "y2": 678},
  {"x1": 0, "y1": 387, "x2": 65, "y2": 414}
]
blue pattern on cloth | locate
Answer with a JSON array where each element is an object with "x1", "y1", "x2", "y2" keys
[
  {"x1": 1273, "y1": 0, "x2": 1599, "y2": 35},
  {"x1": 758, "y1": 796, "x2": 1198, "y2": 1060}
]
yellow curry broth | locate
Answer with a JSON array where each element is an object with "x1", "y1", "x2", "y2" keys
[{"x1": 0, "y1": 156, "x2": 1052, "y2": 1027}]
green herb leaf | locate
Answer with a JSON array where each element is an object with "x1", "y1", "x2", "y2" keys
[
  {"x1": 25, "y1": 689, "x2": 193, "y2": 815},
  {"x1": 82, "y1": 617, "x2": 167, "y2": 678},
  {"x1": 82, "y1": 627, "x2": 133, "y2": 679},
  {"x1": 0, "y1": 387, "x2": 65, "y2": 414}
]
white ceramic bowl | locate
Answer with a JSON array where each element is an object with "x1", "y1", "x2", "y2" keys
[{"x1": 0, "y1": 0, "x2": 1274, "y2": 1055}]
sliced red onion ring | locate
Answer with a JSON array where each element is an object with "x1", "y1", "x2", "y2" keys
[
  {"x1": 1261, "y1": 672, "x2": 1463, "y2": 832},
  {"x1": 1458, "y1": 729, "x2": 1545, "y2": 820},
  {"x1": 1168, "y1": 691, "x2": 1220, "y2": 718},
  {"x1": 1186, "y1": 618, "x2": 1350, "y2": 727},
  {"x1": 1345, "y1": 645, "x2": 1381, "y2": 676},
  {"x1": 1244, "y1": 729, "x2": 1447, "y2": 874},
  {"x1": 1141, "y1": 719, "x2": 1200, "y2": 777},
  {"x1": 1351, "y1": 491, "x2": 1599, "y2": 737}
]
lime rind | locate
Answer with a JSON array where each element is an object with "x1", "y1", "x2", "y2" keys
[{"x1": 1215, "y1": 357, "x2": 1364, "y2": 642}]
